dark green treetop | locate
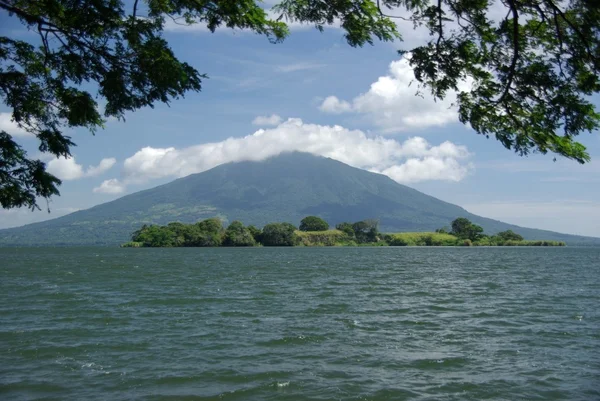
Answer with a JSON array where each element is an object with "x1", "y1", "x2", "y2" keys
[
  {"x1": 495, "y1": 229, "x2": 524, "y2": 242},
  {"x1": 246, "y1": 225, "x2": 263, "y2": 243},
  {"x1": 2, "y1": 0, "x2": 599, "y2": 210},
  {"x1": 222, "y1": 220, "x2": 256, "y2": 247},
  {"x1": 196, "y1": 217, "x2": 224, "y2": 233},
  {"x1": 130, "y1": 217, "x2": 225, "y2": 247},
  {"x1": 299, "y1": 215, "x2": 329, "y2": 231},
  {"x1": 450, "y1": 217, "x2": 484, "y2": 241},
  {"x1": 131, "y1": 224, "x2": 177, "y2": 247},
  {"x1": 352, "y1": 219, "x2": 379, "y2": 243},
  {"x1": 335, "y1": 222, "x2": 356, "y2": 238},
  {"x1": 261, "y1": 222, "x2": 298, "y2": 246}
]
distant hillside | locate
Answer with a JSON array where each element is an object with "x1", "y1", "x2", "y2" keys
[{"x1": 1, "y1": 152, "x2": 598, "y2": 246}]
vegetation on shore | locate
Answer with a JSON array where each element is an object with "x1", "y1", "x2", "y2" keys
[{"x1": 123, "y1": 216, "x2": 565, "y2": 248}]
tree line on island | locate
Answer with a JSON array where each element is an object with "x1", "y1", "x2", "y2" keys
[{"x1": 123, "y1": 216, "x2": 565, "y2": 248}]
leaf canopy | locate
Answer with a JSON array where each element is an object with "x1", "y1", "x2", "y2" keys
[{"x1": 1, "y1": 0, "x2": 598, "y2": 210}]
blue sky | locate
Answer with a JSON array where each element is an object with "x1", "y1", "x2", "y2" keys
[{"x1": 1, "y1": 8, "x2": 599, "y2": 237}]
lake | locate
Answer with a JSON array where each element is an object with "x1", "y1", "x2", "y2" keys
[{"x1": 1, "y1": 247, "x2": 599, "y2": 400}]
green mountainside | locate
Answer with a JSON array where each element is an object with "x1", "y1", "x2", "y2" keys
[{"x1": 1, "y1": 152, "x2": 597, "y2": 246}]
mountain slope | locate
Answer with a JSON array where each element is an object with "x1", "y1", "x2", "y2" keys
[{"x1": 1, "y1": 152, "x2": 597, "y2": 245}]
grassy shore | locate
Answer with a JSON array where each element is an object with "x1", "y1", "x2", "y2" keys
[
  {"x1": 123, "y1": 231, "x2": 565, "y2": 247},
  {"x1": 122, "y1": 216, "x2": 566, "y2": 248},
  {"x1": 293, "y1": 231, "x2": 565, "y2": 247}
]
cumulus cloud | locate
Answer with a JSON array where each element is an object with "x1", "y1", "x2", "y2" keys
[
  {"x1": 379, "y1": 157, "x2": 470, "y2": 183},
  {"x1": 319, "y1": 56, "x2": 471, "y2": 133},
  {"x1": 47, "y1": 157, "x2": 84, "y2": 180},
  {"x1": 103, "y1": 118, "x2": 472, "y2": 193},
  {"x1": 46, "y1": 157, "x2": 116, "y2": 180},
  {"x1": 252, "y1": 114, "x2": 283, "y2": 126},
  {"x1": 319, "y1": 96, "x2": 352, "y2": 113},
  {"x1": 93, "y1": 178, "x2": 126, "y2": 194},
  {"x1": 86, "y1": 158, "x2": 117, "y2": 177},
  {"x1": 0, "y1": 113, "x2": 33, "y2": 137}
]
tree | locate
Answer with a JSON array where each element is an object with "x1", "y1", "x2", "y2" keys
[
  {"x1": 352, "y1": 219, "x2": 379, "y2": 243},
  {"x1": 451, "y1": 217, "x2": 472, "y2": 237},
  {"x1": 196, "y1": 217, "x2": 224, "y2": 233},
  {"x1": 246, "y1": 225, "x2": 262, "y2": 243},
  {"x1": 131, "y1": 224, "x2": 148, "y2": 242},
  {"x1": 299, "y1": 216, "x2": 329, "y2": 232},
  {"x1": 222, "y1": 220, "x2": 256, "y2": 247},
  {"x1": 450, "y1": 217, "x2": 484, "y2": 241},
  {"x1": 185, "y1": 217, "x2": 224, "y2": 247},
  {"x1": 336, "y1": 222, "x2": 355, "y2": 238},
  {"x1": 2, "y1": 0, "x2": 598, "y2": 210},
  {"x1": 260, "y1": 222, "x2": 298, "y2": 246},
  {"x1": 166, "y1": 221, "x2": 189, "y2": 246},
  {"x1": 496, "y1": 229, "x2": 524, "y2": 242},
  {"x1": 131, "y1": 224, "x2": 175, "y2": 247}
]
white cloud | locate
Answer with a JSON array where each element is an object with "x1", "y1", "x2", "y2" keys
[
  {"x1": 0, "y1": 113, "x2": 33, "y2": 137},
  {"x1": 104, "y1": 118, "x2": 472, "y2": 192},
  {"x1": 46, "y1": 157, "x2": 116, "y2": 180},
  {"x1": 379, "y1": 157, "x2": 471, "y2": 183},
  {"x1": 252, "y1": 114, "x2": 283, "y2": 126},
  {"x1": 47, "y1": 157, "x2": 84, "y2": 180},
  {"x1": 123, "y1": 147, "x2": 179, "y2": 183},
  {"x1": 86, "y1": 158, "x2": 117, "y2": 177},
  {"x1": 93, "y1": 178, "x2": 125, "y2": 194},
  {"x1": 319, "y1": 96, "x2": 352, "y2": 113},
  {"x1": 319, "y1": 55, "x2": 471, "y2": 132}
]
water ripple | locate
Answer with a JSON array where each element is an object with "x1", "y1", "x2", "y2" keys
[{"x1": 1, "y1": 246, "x2": 599, "y2": 400}]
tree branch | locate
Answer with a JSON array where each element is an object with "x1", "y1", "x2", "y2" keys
[
  {"x1": 36, "y1": 21, "x2": 51, "y2": 68},
  {"x1": 445, "y1": 0, "x2": 485, "y2": 36},
  {"x1": 551, "y1": 7, "x2": 569, "y2": 81},
  {"x1": 166, "y1": 13, "x2": 192, "y2": 26},
  {"x1": 1, "y1": 0, "x2": 123, "y2": 71},
  {"x1": 436, "y1": 0, "x2": 443, "y2": 49},
  {"x1": 376, "y1": 0, "x2": 411, "y2": 21},
  {"x1": 133, "y1": 0, "x2": 139, "y2": 19},
  {"x1": 0, "y1": 0, "x2": 41, "y2": 24},
  {"x1": 544, "y1": 0, "x2": 599, "y2": 71},
  {"x1": 492, "y1": 0, "x2": 519, "y2": 105}
]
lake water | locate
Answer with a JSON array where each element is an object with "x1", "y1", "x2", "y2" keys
[{"x1": 1, "y1": 247, "x2": 599, "y2": 400}]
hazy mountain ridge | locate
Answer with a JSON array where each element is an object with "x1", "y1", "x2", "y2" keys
[{"x1": 1, "y1": 152, "x2": 598, "y2": 246}]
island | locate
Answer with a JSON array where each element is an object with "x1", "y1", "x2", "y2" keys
[{"x1": 122, "y1": 216, "x2": 565, "y2": 248}]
